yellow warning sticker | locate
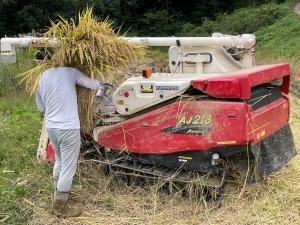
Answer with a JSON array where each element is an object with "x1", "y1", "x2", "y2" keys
[
  {"x1": 256, "y1": 130, "x2": 266, "y2": 139},
  {"x1": 217, "y1": 141, "x2": 237, "y2": 145}
]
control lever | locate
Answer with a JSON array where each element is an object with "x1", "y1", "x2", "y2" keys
[
  {"x1": 96, "y1": 83, "x2": 113, "y2": 99},
  {"x1": 96, "y1": 83, "x2": 116, "y2": 115}
]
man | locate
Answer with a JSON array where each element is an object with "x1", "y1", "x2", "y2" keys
[{"x1": 36, "y1": 67, "x2": 104, "y2": 217}]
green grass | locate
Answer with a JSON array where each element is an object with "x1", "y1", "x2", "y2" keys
[
  {"x1": 0, "y1": 96, "x2": 52, "y2": 224},
  {"x1": 179, "y1": 3, "x2": 289, "y2": 36},
  {"x1": 253, "y1": 1, "x2": 300, "y2": 82},
  {"x1": 255, "y1": 13, "x2": 300, "y2": 60},
  {"x1": 0, "y1": 97, "x2": 40, "y2": 170}
]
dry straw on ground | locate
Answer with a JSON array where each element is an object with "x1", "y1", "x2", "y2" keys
[
  {"x1": 24, "y1": 55, "x2": 300, "y2": 224},
  {"x1": 25, "y1": 94, "x2": 300, "y2": 225},
  {"x1": 20, "y1": 7, "x2": 144, "y2": 133}
]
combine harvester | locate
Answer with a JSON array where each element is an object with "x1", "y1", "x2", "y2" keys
[{"x1": 1, "y1": 33, "x2": 297, "y2": 195}]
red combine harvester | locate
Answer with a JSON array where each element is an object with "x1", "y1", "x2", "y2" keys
[{"x1": 1, "y1": 33, "x2": 297, "y2": 192}]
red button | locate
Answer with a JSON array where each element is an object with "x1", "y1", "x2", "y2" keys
[{"x1": 124, "y1": 91, "x2": 129, "y2": 97}]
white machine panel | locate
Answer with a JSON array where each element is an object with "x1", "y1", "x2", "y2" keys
[
  {"x1": 113, "y1": 73, "x2": 222, "y2": 115},
  {"x1": 168, "y1": 46, "x2": 243, "y2": 74}
]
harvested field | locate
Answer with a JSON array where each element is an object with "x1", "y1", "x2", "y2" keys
[
  {"x1": 1, "y1": 1, "x2": 300, "y2": 224},
  {"x1": 25, "y1": 62, "x2": 300, "y2": 224}
]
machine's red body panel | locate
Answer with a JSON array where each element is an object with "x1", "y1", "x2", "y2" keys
[
  {"x1": 248, "y1": 98, "x2": 289, "y2": 144},
  {"x1": 192, "y1": 64, "x2": 290, "y2": 99},
  {"x1": 97, "y1": 64, "x2": 290, "y2": 155},
  {"x1": 97, "y1": 98, "x2": 289, "y2": 154},
  {"x1": 98, "y1": 101, "x2": 248, "y2": 153}
]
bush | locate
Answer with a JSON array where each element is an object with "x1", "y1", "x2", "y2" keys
[
  {"x1": 179, "y1": 3, "x2": 288, "y2": 36},
  {"x1": 255, "y1": 13, "x2": 300, "y2": 59}
]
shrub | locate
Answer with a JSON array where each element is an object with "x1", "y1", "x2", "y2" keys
[{"x1": 179, "y1": 3, "x2": 288, "y2": 36}]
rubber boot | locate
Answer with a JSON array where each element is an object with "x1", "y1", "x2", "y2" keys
[{"x1": 52, "y1": 191, "x2": 82, "y2": 217}]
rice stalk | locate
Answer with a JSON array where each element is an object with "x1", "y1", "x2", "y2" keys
[{"x1": 20, "y1": 7, "x2": 144, "y2": 133}]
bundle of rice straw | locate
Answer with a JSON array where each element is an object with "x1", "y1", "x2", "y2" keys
[{"x1": 21, "y1": 7, "x2": 144, "y2": 133}]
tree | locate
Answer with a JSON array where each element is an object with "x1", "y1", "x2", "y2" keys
[{"x1": 0, "y1": 0, "x2": 286, "y2": 37}]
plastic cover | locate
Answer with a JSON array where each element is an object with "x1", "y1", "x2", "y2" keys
[{"x1": 251, "y1": 124, "x2": 297, "y2": 178}]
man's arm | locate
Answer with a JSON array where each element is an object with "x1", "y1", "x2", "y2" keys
[
  {"x1": 36, "y1": 90, "x2": 45, "y2": 113},
  {"x1": 73, "y1": 69, "x2": 100, "y2": 90}
]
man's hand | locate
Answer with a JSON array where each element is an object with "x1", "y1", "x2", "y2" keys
[{"x1": 96, "y1": 83, "x2": 113, "y2": 97}]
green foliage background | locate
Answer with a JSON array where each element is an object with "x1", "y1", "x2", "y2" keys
[
  {"x1": 1, "y1": 0, "x2": 300, "y2": 224},
  {"x1": 0, "y1": 0, "x2": 284, "y2": 37}
]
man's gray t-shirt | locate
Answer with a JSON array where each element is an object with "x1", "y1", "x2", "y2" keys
[{"x1": 36, "y1": 67, "x2": 100, "y2": 129}]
